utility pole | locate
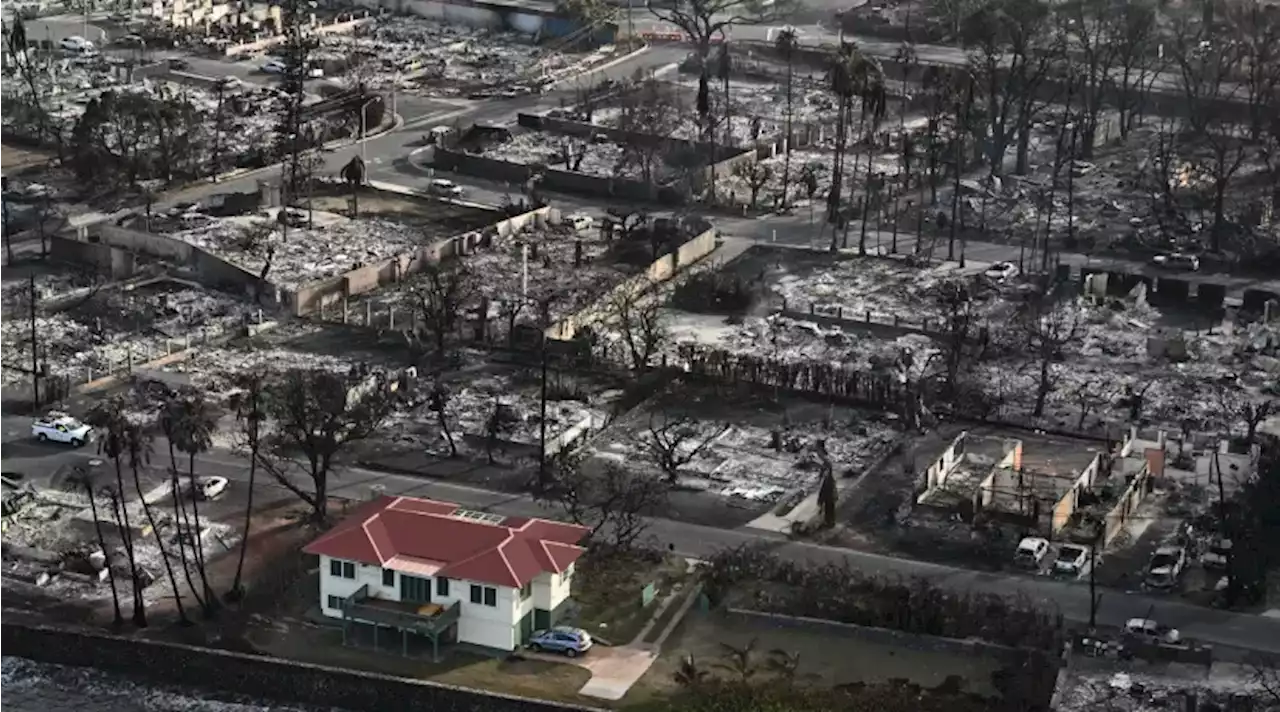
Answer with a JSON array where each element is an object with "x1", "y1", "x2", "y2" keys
[
  {"x1": 947, "y1": 101, "x2": 961, "y2": 262},
  {"x1": 2, "y1": 176, "x2": 13, "y2": 264},
  {"x1": 212, "y1": 83, "x2": 224, "y2": 180},
  {"x1": 28, "y1": 272, "x2": 41, "y2": 409}
]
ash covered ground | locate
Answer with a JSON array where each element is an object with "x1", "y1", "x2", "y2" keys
[{"x1": 1, "y1": 657, "x2": 343, "y2": 712}]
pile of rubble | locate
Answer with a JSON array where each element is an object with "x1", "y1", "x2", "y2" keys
[
  {"x1": 166, "y1": 209, "x2": 426, "y2": 288},
  {"x1": 326, "y1": 16, "x2": 585, "y2": 95},
  {"x1": 478, "y1": 131, "x2": 640, "y2": 179}
]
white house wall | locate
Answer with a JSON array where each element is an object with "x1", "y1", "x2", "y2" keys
[
  {"x1": 507, "y1": 11, "x2": 544, "y2": 34},
  {"x1": 532, "y1": 564, "x2": 573, "y2": 611},
  {"x1": 458, "y1": 584, "x2": 519, "y2": 650},
  {"x1": 318, "y1": 554, "x2": 402, "y2": 618}
]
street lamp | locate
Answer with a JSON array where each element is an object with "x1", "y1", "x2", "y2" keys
[{"x1": 358, "y1": 96, "x2": 378, "y2": 163}]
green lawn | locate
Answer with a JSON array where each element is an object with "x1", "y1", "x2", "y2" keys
[{"x1": 570, "y1": 552, "x2": 693, "y2": 647}]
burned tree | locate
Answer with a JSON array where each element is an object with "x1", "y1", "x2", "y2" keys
[
  {"x1": 410, "y1": 262, "x2": 476, "y2": 358},
  {"x1": 1067, "y1": 377, "x2": 1115, "y2": 432},
  {"x1": 483, "y1": 396, "x2": 518, "y2": 465},
  {"x1": 1107, "y1": 0, "x2": 1161, "y2": 139},
  {"x1": 547, "y1": 452, "x2": 669, "y2": 550},
  {"x1": 1018, "y1": 296, "x2": 1083, "y2": 418},
  {"x1": 634, "y1": 411, "x2": 728, "y2": 484},
  {"x1": 428, "y1": 383, "x2": 459, "y2": 458},
  {"x1": 85, "y1": 398, "x2": 146, "y2": 628},
  {"x1": 606, "y1": 283, "x2": 671, "y2": 372},
  {"x1": 732, "y1": 159, "x2": 774, "y2": 209},
  {"x1": 615, "y1": 80, "x2": 683, "y2": 189},
  {"x1": 159, "y1": 387, "x2": 220, "y2": 616},
  {"x1": 227, "y1": 371, "x2": 266, "y2": 602},
  {"x1": 259, "y1": 369, "x2": 399, "y2": 522}
]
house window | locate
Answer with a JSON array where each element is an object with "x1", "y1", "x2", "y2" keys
[
  {"x1": 327, "y1": 595, "x2": 343, "y2": 610},
  {"x1": 329, "y1": 559, "x2": 355, "y2": 579},
  {"x1": 437, "y1": 577, "x2": 450, "y2": 597},
  {"x1": 401, "y1": 575, "x2": 431, "y2": 604},
  {"x1": 382, "y1": 568, "x2": 395, "y2": 587},
  {"x1": 520, "y1": 582, "x2": 532, "y2": 600},
  {"x1": 470, "y1": 584, "x2": 497, "y2": 606}
]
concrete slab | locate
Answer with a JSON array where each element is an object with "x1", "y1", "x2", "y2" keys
[{"x1": 575, "y1": 646, "x2": 658, "y2": 701}]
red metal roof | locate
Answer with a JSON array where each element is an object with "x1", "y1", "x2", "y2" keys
[{"x1": 303, "y1": 496, "x2": 589, "y2": 588}]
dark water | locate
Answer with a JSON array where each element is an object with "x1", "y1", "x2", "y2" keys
[{"x1": 1, "y1": 657, "x2": 345, "y2": 712}]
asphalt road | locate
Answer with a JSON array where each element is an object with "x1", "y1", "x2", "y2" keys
[{"x1": 7, "y1": 423, "x2": 1280, "y2": 655}]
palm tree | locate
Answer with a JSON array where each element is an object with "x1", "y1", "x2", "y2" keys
[
  {"x1": 87, "y1": 399, "x2": 145, "y2": 628},
  {"x1": 227, "y1": 373, "x2": 265, "y2": 602},
  {"x1": 767, "y1": 649, "x2": 802, "y2": 683},
  {"x1": 716, "y1": 41, "x2": 733, "y2": 150},
  {"x1": 825, "y1": 43, "x2": 884, "y2": 251},
  {"x1": 341, "y1": 155, "x2": 365, "y2": 218},
  {"x1": 716, "y1": 637, "x2": 760, "y2": 684},
  {"x1": 124, "y1": 419, "x2": 186, "y2": 627},
  {"x1": 673, "y1": 654, "x2": 709, "y2": 687},
  {"x1": 893, "y1": 42, "x2": 918, "y2": 135},
  {"x1": 164, "y1": 389, "x2": 220, "y2": 613},
  {"x1": 775, "y1": 28, "x2": 800, "y2": 211},
  {"x1": 69, "y1": 465, "x2": 123, "y2": 630}
]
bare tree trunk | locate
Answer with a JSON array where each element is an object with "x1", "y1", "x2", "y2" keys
[
  {"x1": 86, "y1": 483, "x2": 125, "y2": 629},
  {"x1": 135, "y1": 460, "x2": 188, "y2": 625},
  {"x1": 187, "y1": 452, "x2": 217, "y2": 610},
  {"x1": 112, "y1": 456, "x2": 146, "y2": 627}
]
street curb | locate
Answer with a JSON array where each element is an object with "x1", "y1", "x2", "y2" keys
[{"x1": 208, "y1": 111, "x2": 404, "y2": 186}]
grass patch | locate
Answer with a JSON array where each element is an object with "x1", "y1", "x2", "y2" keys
[
  {"x1": 570, "y1": 551, "x2": 692, "y2": 647},
  {"x1": 247, "y1": 620, "x2": 594, "y2": 705},
  {"x1": 640, "y1": 584, "x2": 692, "y2": 645}
]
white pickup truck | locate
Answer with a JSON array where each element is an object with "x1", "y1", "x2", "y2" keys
[{"x1": 31, "y1": 414, "x2": 93, "y2": 446}]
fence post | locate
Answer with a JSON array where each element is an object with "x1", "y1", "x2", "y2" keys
[
  {"x1": 389, "y1": 306, "x2": 396, "y2": 330},
  {"x1": 127, "y1": 348, "x2": 133, "y2": 373},
  {"x1": 366, "y1": 301, "x2": 372, "y2": 326},
  {"x1": 836, "y1": 306, "x2": 843, "y2": 319},
  {"x1": 320, "y1": 300, "x2": 326, "y2": 321},
  {"x1": 343, "y1": 299, "x2": 349, "y2": 324},
  {"x1": 86, "y1": 367, "x2": 93, "y2": 383},
  {"x1": 165, "y1": 339, "x2": 171, "y2": 355},
  {"x1": 865, "y1": 310, "x2": 872, "y2": 323}
]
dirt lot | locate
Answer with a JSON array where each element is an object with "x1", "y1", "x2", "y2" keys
[{"x1": 636, "y1": 611, "x2": 1003, "y2": 699}]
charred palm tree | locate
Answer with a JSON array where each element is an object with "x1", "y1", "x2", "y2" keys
[
  {"x1": 227, "y1": 372, "x2": 266, "y2": 602},
  {"x1": 825, "y1": 42, "x2": 884, "y2": 251},
  {"x1": 775, "y1": 28, "x2": 800, "y2": 210},
  {"x1": 125, "y1": 420, "x2": 188, "y2": 626},
  {"x1": 86, "y1": 399, "x2": 146, "y2": 627},
  {"x1": 163, "y1": 389, "x2": 220, "y2": 614},
  {"x1": 70, "y1": 466, "x2": 124, "y2": 629}
]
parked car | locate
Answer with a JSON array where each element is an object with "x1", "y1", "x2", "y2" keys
[
  {"x1": 215, "y1": 75, "x2": 242, "y2": 91},
  {"x1": 1013, "y1": 537, "x2": 1050, "y2": 569},
  {"x1": 528, "y1": 626, "x2": 593, "y2": 657},
  {"x1": 1145, "y1": 545, "x2": 1187, "y2": 588},
  {"x1": 116, "y1": 34, "x2": 145, "y2": 48},
  {"x1": 1053, "y1": 544, "x2": 1090, "y2": 576},
  {"x1": 1152, "y1": 252, "x2": 1200, "y2": 271},
  {"x1": 190, "y1": 476, "x2": 229, "y2": 501},
  {"x1": 1124, "y1": 618, "x2": 1180, "y2": 644},
  {"x1": 31, "y1": 413, "x2": 93, "y2": 446},
  {"x1": 984, "y1": 261, "x2": 1019, "y2": 282},
  {"x1": 167, "y1": 57, "x2": 191, "y2": 71},
  {"x1": 427, "y1": 178, "x2": 464, "y2": 197},
  {"x1": 1200, "y1": 537, "x2": 1233, "y2": 570},
  {"x1": 261, "y1": 59, "x2": 287, "y2": 74},
  {"x1": 566, "y1": 213, "x2": 594, "y2": 232}
]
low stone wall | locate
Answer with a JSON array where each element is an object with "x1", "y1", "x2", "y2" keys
[
  {"x1": 1, "y1": 622, "x2": 601, "y2": 712},
  {"x1": 547, "y1": 227, "x2": 718, "y2": 340}
]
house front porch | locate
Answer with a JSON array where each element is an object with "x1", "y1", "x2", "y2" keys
[{"x1": 340, "y1": 584, "x2": 462, "y2": 661}]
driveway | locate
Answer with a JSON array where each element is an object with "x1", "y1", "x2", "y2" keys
[{"x1": 524, "y1": 645, "x2": 658, "y2": 701}]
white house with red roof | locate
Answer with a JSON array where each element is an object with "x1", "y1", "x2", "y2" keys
[{"x1": 303, "y1": 495, "x2": 590, "y2": 655}]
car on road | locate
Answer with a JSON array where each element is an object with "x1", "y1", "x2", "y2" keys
[
  {"x1": 215, "y1": 75, "x2": 243, "y2": 91},
  {"x1": 984, "y1": 261, "x2": 1019, "y2": 282},
  {"x1": 261, "y1": 58, "x2": 287, "y2": 74},
  {"x1": 427, "y1": 178, "x2": 464, "y2": 198},
  {"x1": 1124, "y1": 618, "x2": 1180, "y2": 644},
  {"x1": 566, "y1": 213, "x2": 594, "y2": 232},
  {"x1": 189, "y1": 476, "x2": 229, "y2": 501},
  {"x1": 167, "y1": 57, "x2": 191, "y2": 71},
  {"x1": 59, "y1": 36, "x2": 97, "y2": 55},
  {"x1": 1053, "y1": 544, "x2": 1090, "y2": 577},
  {"x1": 116, "y1": 34, "x2": 145, "y2": 48},
  {"x1": 32, "y1": 413, "x2": 93, "y2": 446},
  {"x1": 528, "y1": 626, "x2": 593, "y2": 657},
  {"x1": 1013, "y1": 537, "x2": 1050, "y2": 569},
  {"x1": 1145, "y1": 545, "x2": 1187, "y2": 588},
  {"x1": 1152, "y1": 252, "x2": 1200, "y2": 271}
]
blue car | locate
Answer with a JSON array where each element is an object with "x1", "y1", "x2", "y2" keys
[{"x1": 528, "y1": 626, "x2": 593, "y2": 657}]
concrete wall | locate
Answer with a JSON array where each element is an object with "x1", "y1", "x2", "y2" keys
[
  {"x1": 918, "y1": 431, "x2": 966, "y2": 502},
  {"x1": 73, "y1": 225, "x2": 274, "y2": 304},
  {"x1": 48, "y1": 236, "x2": 136, "y2": 279},
  {"x1": 1, "y1": 622, "x2": 597, "y2": 712},
  {"x1": 290, "y1": 203, "x2": 552, "y2": 316},
  {"x1": 1103, "y1": 463, "x2": 1151, "y2": 546},
  {"x1": 546, "y1": 227, "x2": 718, "y2": 340},
  {"x1": 432, "y1": 148, "x2": 687, "y2": 205},
  {"x1": 1050, "y1": 454, "x2": 1101, "y2": 533}
]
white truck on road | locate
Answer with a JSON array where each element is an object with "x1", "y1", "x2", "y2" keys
[{"x1": 31, "y1": 413, "x2": 93, "y2": 446}]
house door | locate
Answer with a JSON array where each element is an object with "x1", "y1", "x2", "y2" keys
[
  {"x1": 401, "y1": 575, "x2": 431, "y2": 604},
  {"x1": 533, "y1": 608, "x2": 551, "y2": 631},
  {"x1": 519, "y1": 610, "x2": 534, "y2": 645}
]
